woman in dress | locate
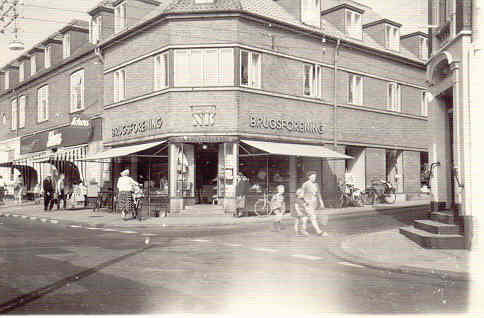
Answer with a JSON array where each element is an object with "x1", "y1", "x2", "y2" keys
[{"x1": 116, "y1": 169, "x2": 139, "y2": 220}]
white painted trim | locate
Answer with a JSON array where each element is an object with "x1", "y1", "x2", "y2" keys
[{"x1": 104, "y1": 43, "x2": 427, "y2": 90}]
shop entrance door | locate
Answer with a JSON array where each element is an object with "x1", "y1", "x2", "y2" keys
[{"x1": 195, "y1": 143, "x2": 219, "y2": 204}]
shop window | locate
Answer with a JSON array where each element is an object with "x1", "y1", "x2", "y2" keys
[
  {"x1": 387, "y1": 82, "x2": 401, "y2": 112},
  {"x1": 90, "y1": 15, "x2": 102, "y2": 44},
  {"x1": 345, "y1": 9, "x2": 362, "y2": 39},
  {"x1": 301, "y1": 0, "x2": 321, "y2": 28},
  {"x1": 154, "y1": 52, "x2": 169, "y2": 90},
  {"x1": 19, "y1": 95, "x2": 26, "y2": 128},
  {"x1": 11, "y1": 99, "x2": 17, "y2": 130},
  {"x1": 348, "y1": 73, "x2": 363, "y2": 105},
  {"x1": 114, "y1": 1, "x2": 127, "y2": 33},
  {"x1": 19, "y1": 62, "x2": 24, "y2": 82},
  {"x1": 421, "y1": 91, "x2": 429, "y2": 116},
  {"x1": 240, "y1": 50, "x2": 261, "y2": 89},
  {"x1": 114, "y1": 69, "x2": 126, "y2": 102},
  {"x1": 37, "y1": 85, "x2": 49, "y2": 122},
  {"x1": 303, "y1": 63, "x2": 321, "y2": 98},
  {"x1": 63, "y1": 33, "x2": 71, "y2": 59},
  {"x1": 174, "y1": 48, "x2": 234, "y2": 87},
  {"x1": 45, "y1": 46, "x2": 51, "y2": 68},
  {"x1": 70, "y1": 69, "x2": 85, "y2": 112},
  {"x1": 385, "y1": 24, "x2": 400, "y2": 51}
]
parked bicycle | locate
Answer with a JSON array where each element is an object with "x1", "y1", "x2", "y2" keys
[
  {"x1": 361, "y1": 179, "x2": 396, "y2": 205},
  {"x1": 336, "y1": 183, "x2": 363, "y2": 208}
]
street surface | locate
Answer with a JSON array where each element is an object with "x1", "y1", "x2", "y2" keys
[{"x1": 0, "y1": 210, "x2": 469, "y2": 314}]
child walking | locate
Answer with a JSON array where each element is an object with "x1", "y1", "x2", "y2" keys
[
  {"x1": 271, "y1": 184, "x2": 286, "y2": 231},
  {"x1": 292, "y1": 188, "x2": 309, "y2": 236}
]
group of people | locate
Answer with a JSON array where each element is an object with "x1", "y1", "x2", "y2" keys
[
  {"x1": 270, "y1": 170, "x2": 328, "y2": 237},
  {"x1": 42, "y1": 173, "x2": 67, "y2": 211}
]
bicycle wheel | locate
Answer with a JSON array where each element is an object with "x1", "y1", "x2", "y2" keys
[{"x1": 254, "y1": 199, "x2": 269, "y2": 216}]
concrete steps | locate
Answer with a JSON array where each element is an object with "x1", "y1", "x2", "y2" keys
[{"x1": 399, "y1": 211, "x2": 465, "y2": 249}]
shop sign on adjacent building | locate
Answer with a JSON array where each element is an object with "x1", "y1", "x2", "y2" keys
[
  {"x1": 249, "y1": 114, "x2": 324, "y2": 135},
  {"x1": 111, "y1": 115, "x2": 163, "y2": 137}
]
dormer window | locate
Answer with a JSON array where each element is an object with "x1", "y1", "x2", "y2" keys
[
  {"x1": 114, "y1": 1, "x2": 127, "y2": 33},
  {"x1": 385, "y1": 24, "x2": 400, "y2": 51},
  {"x1": 30, "y1": 55, "x2": 37, "y2": 76},
  {"x1": 345, "y1": 9, "x2": 362, "y2": 39},
  {"x1": 45, "y1": 46, "x2": 51, "y2": 68},
  {"x1": 301, "y1": 0, "x2": 321, "y2": 28},
  {"x1": 63, "y1": 33, "x2": 71, "y2": 58},
  {"x1": 19, "y1": 63, "x2": 24, "y2": 82},
  {"x1": 418, "y1": 36, "x2": 428, "y2": 59},
  {"x1": 90, "y1": 15, "x2": 102, "y2": 44}
]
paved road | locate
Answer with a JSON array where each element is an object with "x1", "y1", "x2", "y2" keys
[{"x1": 0, "y1": 213, "x2": 469, "y2": 314}]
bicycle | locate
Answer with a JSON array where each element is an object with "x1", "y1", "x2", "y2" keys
[
  {"x1": 253, "y1": 192, "x2": 275, "y2": 216},
  {"x1": 336, "y1": 183, "x2": 363, "y2": 208},
  {"x1": 361, "y1": 179, "x2": 396, "y2": 205}
]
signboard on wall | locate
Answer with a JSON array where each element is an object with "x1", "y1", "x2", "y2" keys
[
  {"x1": 111, "y1": 115, "x2": 164, "y2": 138},
  {"x1": 248, "y1": 113, "x2": 325, "y2": 135}
]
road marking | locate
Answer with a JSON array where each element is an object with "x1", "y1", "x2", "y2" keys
[
  {"x1": 141, "y1": 233, "x2": 157, "y2": 236},
  {"x1": 21, "y1": 215, "x2": 29, "y2": 219},
  {"x1": 40, "y1": 218, "x2": 48, "y2": 222},
  {"x1": 119, "y1": 230, "x2": 137, "y2": 234},
  {"x1": 251, "y1": 248, "x2": 278, "y2": 253},
  {"x1": 49, "y1": 220, "x2": 59, "y2": 224},
  {"x1": 191, "y1": 239, "x2": 210, "y2": 242},
  {"x1": 69, "y1": 225, "x2": 82, "y2": 228},
  {"x1": 291, "y1": 254, "x2": 323, "y2": 261},
  {"x1": 223, "y1": 243, "x2": 242, "y2": 247},
  {"x1": 102, "y1": 228, "x2": 117, "y2": 232},
  {"x1": 29, "y1": 217, "x2": 37, "y2": 220},
  {"x1": 337, "y1": 261, "x2": 365, "y2": 268}
]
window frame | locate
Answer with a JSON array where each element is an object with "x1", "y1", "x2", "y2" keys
[
  {"x1": 114, "y1": 69, "x2": 126, "y2": 102},
  {"x1": 418, "y1": 36, "x2": 428, "y2": 59},
  {"x1": 348, "y1": 73, "x2": 363, "y2": 105},
  {"x1": 345, "y1": 9, "x2": 362, "y2": 40},
  {"x1": 114, "y1": 1, "x2": 127, "y2": 33},
  {"x1": 30, "y1": 55, "x2": 37, "y2": 76},
  {"x1": 70, "y1": 69, "x2": 85, "y2": 112},
  {"x1": 385, "y1": 24, "x2": 400, "y2": 51},
  {"x1": 421, "y1": 91, "x2": 429, "y2": 116},
  {"x1": 19, "y1": 62, "x2": 24, "y2": 82},
  {"x1": 37, "y1": 85, "x2": 49, "y2": 122},
  {"x1": 11, "y1": 98, "x2": 17, "y2": 131},
  {"x1": 19, "y1": 95, "x2": 26, "y2": 128},
  {"x1": 303, "y1": 63, "x2": 322, "y2": 98},
  {"x1": 4, "y1": 71, "x2": 9, "y2": 90},
  {"x1": 387, "y1": 82, "x2": 402, "y2": 112},
  {"x1": 301, "y1": 0, "x2": 321, "y2": 28},
  {"x1": 154, "y1": 52, "x2": 169, "y2": 91},
  {"x1": 240, "y1": 49, "x2": 261, "y2": 89},
  {"x1": 63, "y1": 33, "x2": 71, "y2": 59},
  {"x1": 90, "y1": 15, "x2": 102, "y2": 44},
  {"x1": 45, "y1": 45, "x2": 51, "y2": 68}
]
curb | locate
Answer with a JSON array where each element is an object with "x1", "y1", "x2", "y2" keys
[{"x1": 326, "y1": 234, "x2": 470, "y2": 282}]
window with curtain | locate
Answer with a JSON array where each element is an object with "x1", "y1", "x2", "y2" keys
[
  {"x1": 154, "y1": 52, "x2": 169, "y2": 90},
  {"x1": 348, "y1": 74, "x2": 363, "y2": 105},
  {"x1": 70, "y1": 69, "x2": 85, "y2": 111},
  {"x1": 19, "y1": 63, "x2": 24, "y2": 82},
  {"x1": 303, "y1": 63, "x2": 322, "y2": 98},
  {"x1": 301, "y1": 0, "x2": 321, "y2": 28},
  {"x1": 387, "y1": 82, "x2": 401, "y2": 112},
  {"x1": 90, "y1": 15, "x2": 102, "y2": 44},
  {"x1": 240, "y1": 50, "x2": 260, "y2": 88},
  {"x1": 421, "y1": 91, "x2": 429, "y2": 116},
  {"x1": 114, "y1": 69, "x2": 126, "y2": 102},
  {"x1": 114, "y1": 2, "x2": 127, "y2": 33},
  {"x1": 19, "y1": 95, "x2": 26, "y2": 128},
  {"x1": 37, "y1": 85, "x2": 49, "y2": 122},
  {"x1": 45, "y1": 45, "x2": 51, "y2": 68}
]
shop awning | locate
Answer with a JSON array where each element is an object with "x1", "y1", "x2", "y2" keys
[
  {"x1": 82, "y1": 141, "x2": 166, "y2": 161},
  {"x1": 240, "y1": 140, "x2": 352, "y2": 160}
]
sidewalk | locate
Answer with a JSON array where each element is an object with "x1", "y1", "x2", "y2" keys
[{"x1": 1, "y1": 199, "x2": 470, "y2": 281}]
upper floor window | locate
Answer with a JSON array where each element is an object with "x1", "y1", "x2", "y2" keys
[
  {"x1": 348, "y1": 73, "x2": 363, "y2": 105},
  {"x1": 174, "y1": 48, "x2": 234, "y2": 87},
  {"x1": 90, "y1": 15, "x2": 102, "y2": 44},
  {"x1": 385, "y1": 24, "x2": 400, "y2": 51},
  {"x1": 240, "y1": 50, "x2": 261, "y2": 89},
  {"x1": 37, "y1": 85, "x2": 49, "y2": 122},
  {"x1": 30, "y1": 55, "x2": 37, "y2": 76},
  {"x1": 45, "y1": 46, "x2": 51, "y2": 68},
  {"x1": 114, "y1": 1, "x2": 127, "y2": 33},
  {"x1": 421, "y1": 91, "x2": 429, "y2": 116},
  {"x1": 418, "y1": 37, "x2": 428, "y2": 59},
  {"x1": 63, "y1": 33, "x2": 71, "y2": 59},
  {"x1": 114, "y1": 69, "x2": 126, "y2": 102},
  {"x1": 4, "y1": 71, "x2": 9, "y2": 89},
  {"x1": 70, "y1": 69, "x2": 85, "y2": 112},
  {"x1": 387, "y1": 82, "x2": 401, "y2": 112},
  {"x1": 19, "y1": 95, "x2": 26, "y2": 128},
  {"x1": 19, "y1": 63, "x2": 24, "y2": 82},
  {"x1": 303, "y1": 63, "x2": 322, "y2": 98},
  {"x1": 301, "y1": 0, "x2": 321, "y2": 28},
  {"x1": 11, "y1": 99, "x2": 17, "y2": 130},
  {"x1": 154, "y1": 52, "x2": 169, "y2": 90},
  {"x1": 345, "y1": 10, "x2": 362, "y2": 39}
]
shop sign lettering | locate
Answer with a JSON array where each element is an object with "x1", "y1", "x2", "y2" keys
[
  {"x1": 249, "y1": 115, "x2": 324, "y2": 135},
  {"x1": 71, "y1": 117, "x2": 90, "y2": 127},
  {"x1": 112, "y1": 116, "x2": 163, "y2": 137},
  {"x1": 47, "y1": 131, "x2": 62, "y2": 147}
]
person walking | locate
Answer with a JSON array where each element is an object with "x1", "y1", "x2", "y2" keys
[
  {"x1": 270, "y1": 184, "x2": 286, "y2": 231},
  {"x1": 14, "y1": 175, "x2": 24, "y2": 204},
  {"x1": 292, "y1": 188, "x2": 310, "y2": 236},
  {"x1": 43, "y1": 175, "x2": 55, "y2": 211},
  {"x1": 302, "y1": 171, "x2": 327, "y2": 236},
  {"x1": 0, "y1": 175, "x2": 6, "y2": 205},
  {"x1": 56, "y1": 174, "x2": 66, "y2": 210},
  {"x1": 116, "y1": 169, "x2": 139, "y2": 221}
]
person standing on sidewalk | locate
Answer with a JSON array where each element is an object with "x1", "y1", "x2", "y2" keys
[
  {"x1": 56, "y1": 174, "x2": 66, "y2": 210},
  {"x1": 302, "y1": 171, "x2": 327, "y2": 236},
  {"x1": 43, "y1": 175, "x2": 55, "y2": 211},
  {"x1": 0, "y1": 175, "x2": 6, "y2": 205}
]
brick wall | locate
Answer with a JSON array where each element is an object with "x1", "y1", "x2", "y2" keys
[
  {"x1": 322, "y1": 144, "x2": 346, "y2": 207},
  {"x1": 403, "y1": 150, "x2": 421, "y2": 192},
  {"x1": 401, "y1": 85, "x2": 422, "y2": 116},
  {"x1": 365, "y1": 147, "x2": 386, "y2": 188}
]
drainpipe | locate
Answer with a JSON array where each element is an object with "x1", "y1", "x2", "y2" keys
[{"x1": 333, "y1": 38, "x2": 341, "y2": 147}]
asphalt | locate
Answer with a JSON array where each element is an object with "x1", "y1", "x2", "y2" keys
[{"x1": 0, "y1": 198, "x2": 471, "y2": 282}]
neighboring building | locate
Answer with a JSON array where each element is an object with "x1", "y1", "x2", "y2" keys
[
  {"x1": 0, "y1": 20, "x2": 104, "y2": 197},
  {"x1": 0, "y1": 0, "x2": 429, "y2": 216},
  {"x1": 408, "y1": 0, "x2": 479, "y2": 249}
]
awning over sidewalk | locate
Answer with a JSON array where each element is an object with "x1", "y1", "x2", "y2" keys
[
  {"x1": 240, "y1": 140, "x2": 352, "y2": 160},
  {"x1": 82, "y1": 141, "x2": 166, "y2": 161}
]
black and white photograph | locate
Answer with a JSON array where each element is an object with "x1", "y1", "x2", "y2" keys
[{"x1": 0, "y1": 0, "x2": 481, "y2": 315}]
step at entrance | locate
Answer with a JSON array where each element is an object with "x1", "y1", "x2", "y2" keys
[{"x1": 399, "y1": 210, "x2": 465, "y2": 249}]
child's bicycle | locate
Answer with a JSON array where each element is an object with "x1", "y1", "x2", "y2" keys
[
  {"x1": 132, "y1": 186, "x2": 144, "y2": 220},
  {"x1": 253, "y1": 192, "x2": 275, "y2": 217}
]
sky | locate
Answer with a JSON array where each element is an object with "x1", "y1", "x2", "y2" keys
[{"x1": 0, "y1": 0, "x2": 428, "y2": 67}]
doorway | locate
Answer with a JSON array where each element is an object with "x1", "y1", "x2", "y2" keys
[{"x1": 195, "y1": 143, "x2": 219, "y2": 204}]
